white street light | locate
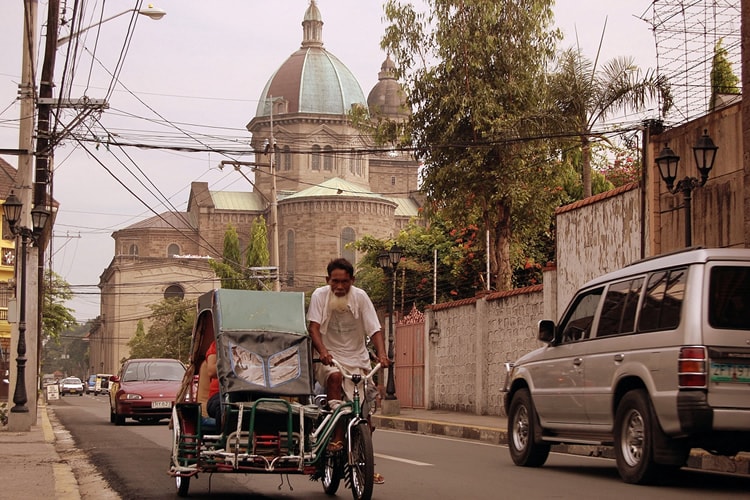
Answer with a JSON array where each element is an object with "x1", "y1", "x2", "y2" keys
[{"x1": 57, "y1": 5, "x2": 166, "y2": 46}]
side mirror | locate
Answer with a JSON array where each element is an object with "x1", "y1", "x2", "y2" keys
[{"x1": 538, "y1": 319, "x2": 556, "y2": 344}]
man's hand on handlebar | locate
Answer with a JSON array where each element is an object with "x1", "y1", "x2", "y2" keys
[{"x1": 376, "y1": 352, "x2": 390, "y2": 368}]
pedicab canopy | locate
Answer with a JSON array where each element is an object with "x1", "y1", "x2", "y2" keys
[{"x1": 192, "y1": 288, "x2": 314, "y2": 398}]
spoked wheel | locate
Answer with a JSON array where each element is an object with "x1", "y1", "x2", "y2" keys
[
  {"x1": 322, "y1": 450, "x2": 343, "y2": 495},
  {"x1": 347, "y1": 422, "x2": 374, "y2": 500},
  {"x1": 175, "y1": 475, "x2": 190, "y2": 497}
]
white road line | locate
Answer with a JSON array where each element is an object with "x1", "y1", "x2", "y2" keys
[{"x1": 375, "y1": 453, "x2": 433, "y2": 466}]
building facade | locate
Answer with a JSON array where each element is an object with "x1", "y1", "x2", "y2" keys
[{"x1": 92, "y1": 1, "x2": 421, "y2": 371}]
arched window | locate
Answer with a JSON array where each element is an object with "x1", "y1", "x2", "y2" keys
[
  {"x1": 167, "y1": 243, "x2": 180, "y2": 257},
  {"x1": 341, "y1": 227, "x2": 356, "y2": 264},
  {"x1": 283, "y1": 145, "x2": 292, "y2": 171},
  {"x1": 164, "y1": 284, "x2": 185, "y2": 300},
  {"x1": 128, "y1": 244, "x2": 139, "y2": 256},
  {"x1": 323, "y1": 145, "x2": 334, "y2": 171},
  {"x1": 286, "y1": 230, "x2": 296, "y2": 286},
  {"x1": 311, "y1": 144, "x2": 321, "y2": 170}
]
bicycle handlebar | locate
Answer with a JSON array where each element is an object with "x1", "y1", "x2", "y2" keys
[{"x1": 330, "y1": 359, "x2": 382, "y2": 383}]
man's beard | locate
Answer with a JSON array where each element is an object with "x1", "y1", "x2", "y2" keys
[{"x1": 328, "y1": 292, "x2": 350, "y2": 313}]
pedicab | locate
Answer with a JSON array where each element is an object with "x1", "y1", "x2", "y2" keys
[{"x1": 168, "y1": 288, "x2": 380, "y2": 499}]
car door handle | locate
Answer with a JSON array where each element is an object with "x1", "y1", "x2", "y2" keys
[
  {"x1": 614, "y1": 353, "x2": 625, "y2": 362},
  {"x1": 573, "y1": 357, "x2": 583, "y2": 366}
]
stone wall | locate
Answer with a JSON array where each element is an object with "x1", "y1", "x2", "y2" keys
[{"x1": 426, "y1": 286, "x2": 543, "y2": 416}]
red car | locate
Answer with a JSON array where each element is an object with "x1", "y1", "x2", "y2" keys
[{"x1": 109, "y1": 358, "x2": 185, "y2": 425}]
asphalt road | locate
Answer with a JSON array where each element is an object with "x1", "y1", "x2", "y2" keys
[{"x1": 49, "y1": 394, "x2": 750, "y2": 499}]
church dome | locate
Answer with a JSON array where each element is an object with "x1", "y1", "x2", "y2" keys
[
  {"x1": 255, "y1": 1, "x2": 366, "y2": 118},
  {"x1": 367, "y1": 54, "x2": 410, "y2": 120}
]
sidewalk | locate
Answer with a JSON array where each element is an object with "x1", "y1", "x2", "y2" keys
[
  {"x1": 0, "y1": 401, "x2": 80, "y2": 500},
  {"x1": 0, "y1": 403, "x2": 747, "y2": 500}
]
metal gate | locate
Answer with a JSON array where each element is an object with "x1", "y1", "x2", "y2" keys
[{"x1": 393, "y1": 309, "x2": 425, "y2": 408}]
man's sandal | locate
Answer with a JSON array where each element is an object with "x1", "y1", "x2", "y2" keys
[
  {"x1": 374, "y1": 472, "x2": 385, "y2": 484},
  {"x1": 327, "y1": 440, "x2": 344, "y2": 453}
]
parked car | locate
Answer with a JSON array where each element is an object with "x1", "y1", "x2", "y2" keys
[
  {"x1": 59, "y1": 376, "x2": 85, "y2": 396},
  {"x1": 503, "y1": 247, "x2": 750, "y2": 485},
  {"x1": 109, "y1": 358, "x2": 186, "y2": 425},
  {"x1": 85, "y1": 374, "x2": 96, "y2": 394}
]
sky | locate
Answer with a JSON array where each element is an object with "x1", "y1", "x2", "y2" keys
[{"x1": 0, "y1": 1, "x2": 659, "y2": 322}]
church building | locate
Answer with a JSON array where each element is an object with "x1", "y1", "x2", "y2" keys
[{"x1": 90, "y1": 1, "x2": 422, "y2": 370}]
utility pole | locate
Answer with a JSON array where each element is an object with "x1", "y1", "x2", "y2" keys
[
  {"x1": 8, "y1": 0, "x2": 38, "y2": 432},
  {"x1": 269, "y1": 98, "x2": 280, "y2": 292}
]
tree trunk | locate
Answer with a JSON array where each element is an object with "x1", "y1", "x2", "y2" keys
[
  {"x1": 582, "y1": 137, "x2": 592, "y2": 198},
  {"x1": 493, "y1": 202, "x2": 513, "y2": 291}
]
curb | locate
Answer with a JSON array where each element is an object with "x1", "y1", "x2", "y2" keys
[
  {"x1": 372, "y1": 414, "x2": 750, "y2": 476},
  {"x1": 41, "y1": 403, "x2": 83, "y2": 500}
]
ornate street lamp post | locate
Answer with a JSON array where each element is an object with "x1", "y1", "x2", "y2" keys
[
  {"x1": 378, "y1": 244, "x2": 401, "y2": 405},
  {"x1": 3, "y1": 192, "x2": 49, "y2": 413},
  {"x1": 655, "y1": 129, "x2": 718, "y2": 247}
]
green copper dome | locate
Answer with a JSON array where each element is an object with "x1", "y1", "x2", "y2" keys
[{"x1": 255, "y1": 1, "x2": 366, "y2": 117}]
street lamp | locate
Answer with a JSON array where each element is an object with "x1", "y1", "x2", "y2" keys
[
  {"x1": 57, "y1": 5, "x2": 166, "y2": 46},
  {"x1": 655, "y1": 129, "x2": 718, "y2": 247},
  {"x1": 3, "y1": 192, "x2": 49, "y2": 413},
  {"x1": 378, "y1": 244, "x2": 402, "y2": 406}
]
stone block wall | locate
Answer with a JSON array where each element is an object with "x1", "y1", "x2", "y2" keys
[{"x1": 426, "y1": 285, "x2": 543, "y2": 416}]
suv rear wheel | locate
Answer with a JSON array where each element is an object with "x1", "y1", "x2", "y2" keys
[
  {"x1": 614, "y1": 389, "x2": 662, "y2": 484},
  {"x1": 508, "y1": 388, "x2": 550, "y2": 467}
]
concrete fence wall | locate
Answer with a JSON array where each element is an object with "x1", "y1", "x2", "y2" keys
[{"x1": 425, "y1": 286, "x2": 544, "y2": 417}]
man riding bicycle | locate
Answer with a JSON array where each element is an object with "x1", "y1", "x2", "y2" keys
[{"x1": 307, "y1": 258, "x2": 390, "y2": 482}]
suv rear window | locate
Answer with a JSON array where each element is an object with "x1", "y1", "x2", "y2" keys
[
  {"x1": 637, "y1": 267, "x2": 687, "y2": 332},
  {"x1": 709, "y1": 266, "x2": 750, "y2": 330}
]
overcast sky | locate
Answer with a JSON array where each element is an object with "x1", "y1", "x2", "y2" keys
[{"x1": 0, "y1": 1, "x2": 658, "y2": 322}]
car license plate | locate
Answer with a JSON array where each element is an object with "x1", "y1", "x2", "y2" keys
[
  {"x1": 152, "y1": 401, "x2": 172, "y2": 409},
  {"x1": 710, "y1": 361, "x2": 750, "y2": 383}
]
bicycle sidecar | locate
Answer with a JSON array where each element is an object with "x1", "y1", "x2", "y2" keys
[{"x1": 168, "y1": 288, "x2": 374, "y2": 499}]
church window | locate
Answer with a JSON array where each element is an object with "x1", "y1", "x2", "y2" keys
[
  {"x1": 128, "y1": 244, "x2": 139, "y2": 256},
  {"x1": 167, "y1": 243, "x2": 180, "y2": 257},
  {"x1": 311, "y1": 145, "x2": 321, "y2": 170},
  {"x1": 283, "y1": 145, "x2": 292, "y2": 170},
  {"x1": 286, "y1": 230, "x2": 296, "y2": 286},
  {"x1": 391, "y1": 176, "x2": 396, "y2": 186},
  {"x1": 323, "y1": 145, "x2": 334, "y2": 171},
  {"x1": 164, "y1": 284, "x2": 185, "y2": 300},
  {"x1": 341, "y1": 227, "x2": 355, "y2": 264}
]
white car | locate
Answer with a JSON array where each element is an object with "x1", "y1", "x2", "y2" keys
[{"x1": 59, "y1": 377, "x2": 85, "y2": 396}]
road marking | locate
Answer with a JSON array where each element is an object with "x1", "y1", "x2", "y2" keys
[{"x1": 375, "y1": 453, "x2": 433, "y2": 466}]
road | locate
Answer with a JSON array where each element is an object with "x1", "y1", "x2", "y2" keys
[{"x1": 49, "y1": 394, "x2": 750, "y2": 499}]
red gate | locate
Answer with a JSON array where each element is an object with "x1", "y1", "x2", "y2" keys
[{"x1": 393, "y1": 306, "x2": 425, "y2": 408}]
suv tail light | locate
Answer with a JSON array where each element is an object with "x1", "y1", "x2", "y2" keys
[{"x1": 678, "y1": 346, "x2": 707, "y2": 388}]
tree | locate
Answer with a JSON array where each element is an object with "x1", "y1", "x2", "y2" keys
[
  {"x1": 245, "y1": 216, "x2": 271, "y2": 289},
  {"x1": 42, "y1": 269, "x2": 78, "y2": 341},
  {"x1": 210, "y1": 219, "x2": 272, "y2": 290},
  {"x1": 709, "y1": 38, "x2": 740, "y2": 111},
  {"x1": 548, "y1": 47, "x2": 671, "y2": 198},
  {"x1": 127, "y1": 299, "x2": 195, "y2": 364},
  {"x1": 382, "y1": 0, "x2": 562, "y2": 291}
]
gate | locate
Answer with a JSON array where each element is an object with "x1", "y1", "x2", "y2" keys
[{"x1": 393, "y1": 306, "x2": 425, "y2": 408}]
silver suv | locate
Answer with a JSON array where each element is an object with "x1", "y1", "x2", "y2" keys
[{"x1": 503, "y1": 248, "x2": 750, "y2": 484}]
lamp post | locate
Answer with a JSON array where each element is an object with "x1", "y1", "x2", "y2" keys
[
  {"x1": 655, "y1": 129, "x2": 718, "y2": 247},
  {"x1": 378, "y1": 244, "x2": 402, "y2": 410},
  {"x1": 3, "y1": 192, "x2": 49, "y2": 413},
  {"x1": 56, "y1": 5, "x2": 166, "y2": 46}
]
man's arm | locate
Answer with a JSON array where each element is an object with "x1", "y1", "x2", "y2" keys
[
  {"x1": 370, "y1": 329, "x2": 390, "y2": 367},
  {"x1": 309, "y1": 321, "x2": 334, "y2": 366}
]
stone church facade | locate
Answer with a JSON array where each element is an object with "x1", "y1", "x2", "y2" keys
[{"x1": 90, "y1": 1, "x2": 422, "y2": 370}]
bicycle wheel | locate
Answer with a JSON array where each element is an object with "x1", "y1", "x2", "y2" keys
[
  {"x1": 347, "y1": 422, "x2": 374, "y2": 500},
  {"x1": 322, "y1": 451, "x2": 343, "y2": 495}
]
